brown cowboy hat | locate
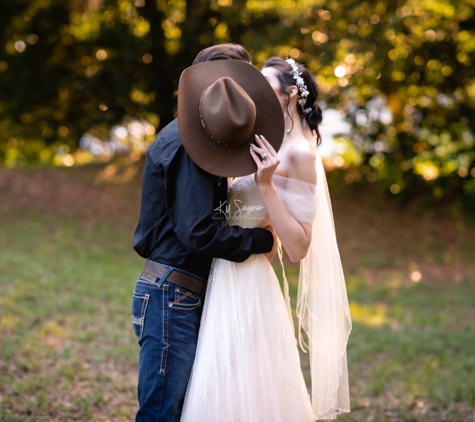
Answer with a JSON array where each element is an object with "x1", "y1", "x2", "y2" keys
[{"x1": 177, "y1": 60, "x2": 285, "y2": 177}]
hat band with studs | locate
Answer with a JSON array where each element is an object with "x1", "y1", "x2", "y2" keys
[{"x1": 198, "y1": 88, "x2": 214, "y2": 140}]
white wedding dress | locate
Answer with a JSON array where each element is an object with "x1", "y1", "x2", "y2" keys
[
  {"x1": 181, "y1": 174, "x2": 315, "y2": 422},
  {"x1": 182, "y1": 147, "x2": 352, "y2": 421}
]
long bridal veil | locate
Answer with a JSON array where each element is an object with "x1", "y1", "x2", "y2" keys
[
  {"x1": 301, "y1": 130, "x2": 352, "y2": 419},
  {"x1": 275, "y1": 129, "x2": 352, "y2": 420},
  {"x1": 302, "y1": 147, "x2": 351, "y2": 419}
]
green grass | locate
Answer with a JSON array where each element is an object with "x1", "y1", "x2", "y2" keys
[
  {"x1": 336, "y1": 276, "x2": 475, "y2": 421},
  {"x1": 1, "y1": 165, "x2": 474, "y2": 421},
  {"x1": 0, "y1": 211, "x2": 142, "y2": 421}
]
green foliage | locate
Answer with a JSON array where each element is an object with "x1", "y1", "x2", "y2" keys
[
  {"x1": 315, "y1": 0, "x2": 475, "y2": 202},
  {"x1": 0, "y1": 0, "x2": 474, "y2": 200}
]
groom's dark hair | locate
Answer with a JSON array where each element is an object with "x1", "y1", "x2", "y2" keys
[{"x1": 192, "y1": 43, "x2": 251, "y2": 65}]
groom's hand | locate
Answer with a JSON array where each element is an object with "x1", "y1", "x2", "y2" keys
[{"x1": 263, "y1": 224, "x2": 278, "y2": 263}]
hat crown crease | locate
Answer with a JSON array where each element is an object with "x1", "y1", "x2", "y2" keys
[{"x1": 201, "y1": 77, "x2": 256, "y2": 146}]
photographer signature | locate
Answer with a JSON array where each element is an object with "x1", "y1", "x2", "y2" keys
[{"x1": 214, "y1": 199, "x2": 265, "y2": 220}]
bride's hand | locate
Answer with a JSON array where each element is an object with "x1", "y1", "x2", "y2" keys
[{"x1": 249, "y1": 134, "x2": 280, "y2": 187}]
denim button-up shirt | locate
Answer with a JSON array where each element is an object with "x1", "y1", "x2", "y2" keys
[{"x1": 133, "y1": 119, "x2": 273, "y2": 281}]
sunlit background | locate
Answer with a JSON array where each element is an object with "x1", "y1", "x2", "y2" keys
[{"x1": 1, "y1": 0, "x2": 474, "y2": 203}]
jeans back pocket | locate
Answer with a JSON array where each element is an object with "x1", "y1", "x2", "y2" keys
[{"x1": 131, "y1": 292, "x2": 150, "y2": 344}]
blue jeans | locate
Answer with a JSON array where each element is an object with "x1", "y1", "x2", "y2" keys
[{"x1": 131, "y1": 262, "x2": 205, "y2": 422}]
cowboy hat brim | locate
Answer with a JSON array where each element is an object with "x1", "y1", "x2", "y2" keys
[{"x1": 178, "y1": 60, "x2": 285, "y2": 177}]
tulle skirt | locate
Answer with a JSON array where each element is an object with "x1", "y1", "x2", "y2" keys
[{"x1": 181, "y1": 254, "x2": 314, "y2": 422}]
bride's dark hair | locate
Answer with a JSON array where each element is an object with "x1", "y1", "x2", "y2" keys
[{"x1": 262, "y1": 57, "x2": 323, "y2": 145}]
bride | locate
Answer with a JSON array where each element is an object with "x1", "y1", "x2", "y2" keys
[{"x1": 181, "y1": 57, "x2": 351, "y2": 421}]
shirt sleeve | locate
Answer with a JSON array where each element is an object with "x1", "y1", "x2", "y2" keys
[
  {"x1": 164, "y1": 147, "x2": 274, "y2": 262},
  {"x1": 132, "y1": 151, "x2": 162, "y2": 258}
]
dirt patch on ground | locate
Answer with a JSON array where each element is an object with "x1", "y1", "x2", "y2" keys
[
  {"x1": 331, "y1": 183, "x2": 475, "y2": 284},
  {"x1": 0, "y1": 164, "x2": 141, "y2": 229},
  {"x1": 1, "y1": 164, "x2": 474, "y2": 284}
]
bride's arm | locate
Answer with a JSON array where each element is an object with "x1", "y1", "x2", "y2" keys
[{"x1": 250, "y1": 135, "x2": 316, "y2": 262}]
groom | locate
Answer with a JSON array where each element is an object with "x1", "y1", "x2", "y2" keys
[{"x1": 131, "y1": 44, "x2": 279, "y2": 422}]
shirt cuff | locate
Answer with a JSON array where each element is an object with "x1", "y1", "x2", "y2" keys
[{"x1": 252, "y1": 228, "x2": 274, "y2": 254}]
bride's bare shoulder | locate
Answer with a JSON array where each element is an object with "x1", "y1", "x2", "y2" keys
[
  {"x1": 286, "y1": 139, "x2": 317, "y2": 185},
  {"x1": 288, "y1": 140, "x2": 315, "y2": 162}
]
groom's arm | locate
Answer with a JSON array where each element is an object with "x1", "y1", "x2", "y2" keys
[{"x1": 165, "y1": 147, "x2": 274, "y2": 262}]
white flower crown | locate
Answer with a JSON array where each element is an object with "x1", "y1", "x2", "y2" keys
[{"x1": 285, "y1": 57, "x2": 311, "y2": 113}]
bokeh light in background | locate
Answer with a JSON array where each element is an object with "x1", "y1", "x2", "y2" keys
[
  {"x1": 76, "y1": 120, "x2": 155, "y2": 166},
  {"x1": 0, "y1": 0, "x2": 474, "y2": 203}
]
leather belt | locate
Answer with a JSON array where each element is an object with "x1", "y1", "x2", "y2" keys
[{"x1": 141, "y1": 260, "x2": 205, "y2": 296}]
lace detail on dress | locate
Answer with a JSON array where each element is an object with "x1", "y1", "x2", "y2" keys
[
  {"x1": 233, "y1": 361, "x2": 245, "y2": 402},
  {"x1": 214, "y1": 309, "x2": 228, "y2": 341},
  {"x1": 258, "y1": 297, "x2": 275, "y2": 332},
  {"x1": 194, "y1": 370, "x2": 214, "y2": 405}
]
